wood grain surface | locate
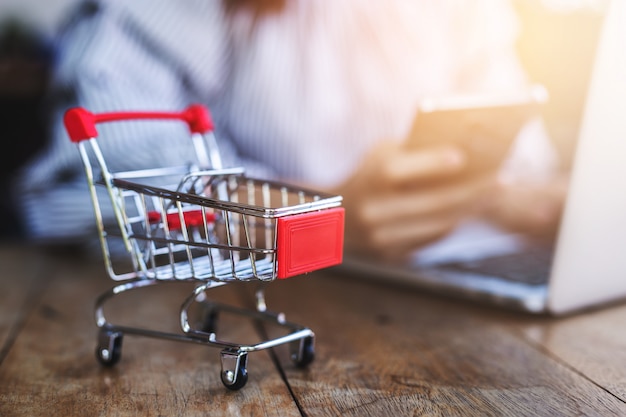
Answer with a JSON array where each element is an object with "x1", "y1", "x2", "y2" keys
[{"x1": 1, "y1": 245, "x2": 625, "y2": 416}]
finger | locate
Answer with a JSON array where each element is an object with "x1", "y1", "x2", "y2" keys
[
  {"x1": 361, "y1": 175, "x2": 493, "y2": 226},
  {"x1": 490, "y1": 182, "x2": 565, "y2": 237},
  {"x1": 366, "y1": 214, "x2": 461, "y2": 260},
  {"x1": 378, "y1": 144, "x2": 467, "y2": 187}
]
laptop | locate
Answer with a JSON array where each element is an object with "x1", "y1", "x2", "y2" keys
[{"x1": 340, "y1": 0, "x2": 626, "y2": 315}]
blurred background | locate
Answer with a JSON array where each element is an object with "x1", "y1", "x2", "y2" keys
[
  {"x1": 0, "y1": 0, "x2": 75, "y2": 237},
  {"x1": 0, "y1": 0, "x2": 609, "y2": 238},
  {"x1": 513, "y1": 0, "x2": 607, "y2": 171}
]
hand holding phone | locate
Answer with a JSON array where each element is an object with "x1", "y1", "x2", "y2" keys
[{"x1": 406, "y1": 84, "x2": 548, "y2": 177}]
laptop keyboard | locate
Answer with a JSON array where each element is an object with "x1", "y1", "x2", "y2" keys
[{"x1": 438, "y1": 246, "x2": 554, "y2": 285}]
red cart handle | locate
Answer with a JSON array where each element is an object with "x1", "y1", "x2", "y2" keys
[{"x1": 64, "y1": 104, "x2": 214, "y2": 143}]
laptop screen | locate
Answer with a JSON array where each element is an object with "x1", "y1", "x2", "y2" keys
[{"x1": 547, "y1": 0, "x2": 626, "y2": 313}]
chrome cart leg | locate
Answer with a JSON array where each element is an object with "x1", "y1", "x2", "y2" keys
[
  {"x1": 255, "y1": 284, "x2": 268, "y2": 312},
  {"x1": 255, "y1": 282, "x2": 316, "y2": 368},
  {"x1": 220, "y1": 349, "x2": 248, "y2": 390},
  {"x1": 255, "y1": 283, "x2": 286, "y2": 324},
  {"x1": 94, "y1": 280, "x2": 155, "y2": 368}
]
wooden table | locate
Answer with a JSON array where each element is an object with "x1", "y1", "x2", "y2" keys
[{"x1": 1, "y1": 244, "x2": 625, "y2": 416}]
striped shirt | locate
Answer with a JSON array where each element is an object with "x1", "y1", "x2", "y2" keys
[{"x1": 12, "y1": 0, "x2": 557, "y2": 244}]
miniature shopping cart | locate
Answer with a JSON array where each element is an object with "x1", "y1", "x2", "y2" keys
[{"x1": 64, "y1": 105, "x2": 344, "y2": 390}]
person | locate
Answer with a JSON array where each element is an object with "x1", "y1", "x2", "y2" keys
[{"x1": 12, "y1": 0, "x2": 567, "y2": 260}]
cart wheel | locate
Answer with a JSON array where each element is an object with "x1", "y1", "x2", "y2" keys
[
  {"x1": 220, "y1": 350, "x2": 248, "y2": 390},
  {"x1": 201, "y1": 308, "x2": 219, "y2": 334},
  {"x1": 96, "y1": 329, "x2": 123, "y2": 367},
  {"x1": 291, "y1": 335, "x2": 315, "y2": 368}
]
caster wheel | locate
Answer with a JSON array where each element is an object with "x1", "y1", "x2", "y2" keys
[
  {"x1": 292, "y1": 335, "x2": 315, "y2": 368},
  {"x1": 220, "y1": 351, "x2": 248, "y2": 390},
  {"x1": 96, "y1": 329, "x2": 123, "y2": 367},
  {"x1": 201, "y1": 308, "x2": 219, "y2": 334}
]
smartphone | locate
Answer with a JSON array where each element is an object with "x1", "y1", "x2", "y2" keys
[{"x1": 406, "y1": 84, "x2": 548, "y2": 176}]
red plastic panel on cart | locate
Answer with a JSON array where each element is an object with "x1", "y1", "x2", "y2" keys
[
  {"x1": 276, "y1": 207, "x2": 345, "y2": 279},
  {"x1": 147, "y1": 210, "x2": 216, "y2": 230}
]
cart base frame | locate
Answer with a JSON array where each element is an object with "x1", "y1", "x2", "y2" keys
[{"x1": 94, "y1": 279, "x2": 315, "y2": 390}]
